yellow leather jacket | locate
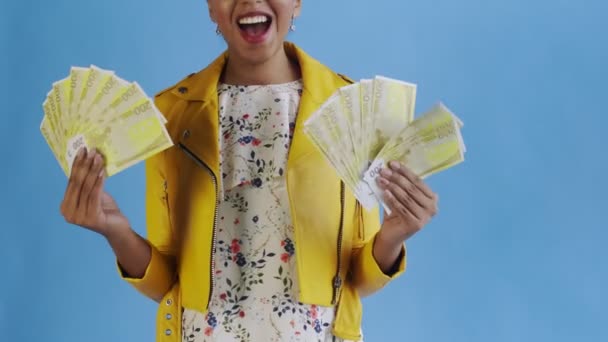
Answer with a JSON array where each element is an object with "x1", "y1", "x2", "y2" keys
[{"x1": 119, "y1": 42, "x2": 406, "y2": 341}]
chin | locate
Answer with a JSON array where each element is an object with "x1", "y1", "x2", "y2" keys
[{"x1": 231, "y1": 38, "x2": 286, "y2": 66}]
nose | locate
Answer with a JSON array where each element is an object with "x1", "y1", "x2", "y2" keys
[
  {"x1": 237, "y1": 0, "x2": 263, "y2": 4},
  {"x1": 235, "y1": 0, "x2": 263, "y2": 11}
]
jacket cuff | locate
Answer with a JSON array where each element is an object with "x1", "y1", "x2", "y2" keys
[
  {"x1": 116, "y1": 242, "x2": 175, "y2": 301},
  {"x1": 356, "y1": 233, "x2": 407, "y2": 296}
]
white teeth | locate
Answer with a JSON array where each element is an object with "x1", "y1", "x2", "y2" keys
[{"x1": 238, "y1": 15, "x2": 269, "y2": 25}]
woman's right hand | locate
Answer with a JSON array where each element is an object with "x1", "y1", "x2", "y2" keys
[{"x1": 60, "y1": 148, "x2": 130, "y2": 238}]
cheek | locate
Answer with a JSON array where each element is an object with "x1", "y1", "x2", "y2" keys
[
  {"x1": 275, "y1": 6, "x2": 294, "y2": 32},
  {"x1": 209, "y1": 2, "x2": 233, "y2": 25}
]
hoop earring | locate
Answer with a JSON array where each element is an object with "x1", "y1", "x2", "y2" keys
[
  {"x1": 290, "y1": 15, "x2": 296, "y2": 31},
  {"x1": 216, "y1": 25, "x2": 222, "y2": 35}
]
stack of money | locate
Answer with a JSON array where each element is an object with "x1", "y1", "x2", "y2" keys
[
  {"x1": 304, "y1": 76, "x2": 466, "y2": 214},
  {"x1": 40, "y1": 65, "x2": 174, "y2": 177}
]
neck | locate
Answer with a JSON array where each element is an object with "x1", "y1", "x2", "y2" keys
[{"x1": 222, "y1": 45, "x2": 301, "y2": 85}]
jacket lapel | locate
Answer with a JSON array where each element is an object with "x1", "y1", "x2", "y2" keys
[
  {"x1": 169, "y1": 52, "x2": 228, "y2": 177},
  {"x1": 285, "y1": 43, "x2": 345, "y2": 166}
]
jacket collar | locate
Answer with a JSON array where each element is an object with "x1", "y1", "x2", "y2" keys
[
  {"x1": 168, "y1": 42, "x2": 340, "y2": 106},
  {"x1": 171, "y1": 42, "x2": 346, "y2": 173}
]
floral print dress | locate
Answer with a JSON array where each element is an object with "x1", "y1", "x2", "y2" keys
[{"x1": 181, "y1": 80, "x2": 355, "y2": 342}]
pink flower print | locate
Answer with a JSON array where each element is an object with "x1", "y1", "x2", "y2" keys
[
  {"x1": 243, "y1": 114, "x2": 250, "y2": 119},
  {"x1": 252, "y1": 138, "x2": 262, "y2": 146},
  {"x1": 281, "y1": 253, "x2": 290, "y2": 263},
  {"x1": 231, "y1": 239, "x2": 241, "y2": 253}
]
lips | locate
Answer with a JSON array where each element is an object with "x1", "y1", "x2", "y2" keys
[{"x1": 236, "y1": 12, "x2": 272, "y2": 44}]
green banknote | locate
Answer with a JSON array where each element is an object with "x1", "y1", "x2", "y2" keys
[
  {"x1": 303, "y1": 93, "x2": 377, "y2": 209},
  {"x1": 368, "y1": 76, "x2": 416, "y2": 161},
  {"x1": 304, "y1": 76, "x2": 425, "y2": 210},
  {"x1": 67, "y1": 67, "x2": 90, "y2": 135},
  {"x1": 359, "y1": 79, "x2": 375, "y2": 165},
  {"x1": 40, "y1": 65, "x2": 173, "y2": 177},
  {"x1": 72, "y1": 100, "x2": 174, "y2": 176},
  {"x1": 363, "y1": 103, "x2": 465, "y2": 214},
  {"x1": 304, "y1": 74, "x2": 466, "y2": 213}
]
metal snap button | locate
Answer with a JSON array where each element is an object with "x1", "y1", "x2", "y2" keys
[
  {"x1": 166, "y1": 313, "x2": 172, "y2": 320},
  {"x1": 178, "y1": 86, "x2": 188, "y2": 94},
  {"x1": 165, "y1": 329, "x2": 172, "y2": 336},
  {"x1": 166, "y1": 298, "x2": 173, "y2": 306}
]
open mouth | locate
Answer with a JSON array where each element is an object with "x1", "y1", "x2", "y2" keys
[{"x1": 237, "y1": 14, "x2": 272, "y2": 42}]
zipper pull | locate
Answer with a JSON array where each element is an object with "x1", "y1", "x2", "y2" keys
[
  {"x1": 162, "y1": 180, "x2": 168, "y2": 201},
  {"x1": 331, "y1": 274, "x2": 343, "y2": 305},
  {"x1": 333, "y1": 275, "x2": 342, "y2": 289}
]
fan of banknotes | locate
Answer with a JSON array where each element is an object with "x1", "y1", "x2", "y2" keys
[
  {"x1": 303, "y1": 76, "x2": 466, "y2": 214},
  {"x1": 40, "y1": 65, "x2": 174, "y2": 177}
]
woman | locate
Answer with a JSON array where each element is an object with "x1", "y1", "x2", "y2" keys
[{"x1": 60, "y1": 1, "x2": 439, "y2": 341}]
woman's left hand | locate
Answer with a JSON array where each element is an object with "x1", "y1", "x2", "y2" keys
[{"x1": 377, "y1": 161, "x2": 439, "y2": 242}]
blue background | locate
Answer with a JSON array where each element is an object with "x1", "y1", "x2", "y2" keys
[{"x1": 2, "y1": 0, "x2": 607, "y2": 341}]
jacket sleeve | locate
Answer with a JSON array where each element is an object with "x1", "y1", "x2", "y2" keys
[
  {"x1": 349, "y1": 202, "x2": 407, "y2": 298},
  {"x1": 116, "y1": 92, "x2": 178, "y2": 302}
]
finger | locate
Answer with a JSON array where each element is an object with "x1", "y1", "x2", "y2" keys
[
  {"x1": 74, "y1": 148, "x2": 97, "y2": 211},
  {"x1": 62, "y1": 148, "x2": 88, "y2": 220},
  {"x1": 383, "y1": 189, "x2": 419, "y2": 225},
  {"x1": 82, "y1": 152, "x2": 105, "y2": 215},
  {"x1": 381, "y1": 178, "x2": 426, "y2": 221},
  {"x1": 390, "y1": 161, "x2": 436, "y2": 200},
  {"x1": 87, "y1": 169, "x2": 106, "y2": 218},
  {"x1": 380, "y1": 167, "x2": 429, "y2": 211},
  {"x1": 388, "y1": 163, "x2": 437, "y2": 211}
]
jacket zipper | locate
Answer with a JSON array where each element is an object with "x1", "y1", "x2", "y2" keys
[
  {"x1": 178, "y1": 142, "x2": 219, "y2": 310},
  {"x1": 331, "y1": 181, "x2": 346, "y2": 305}
]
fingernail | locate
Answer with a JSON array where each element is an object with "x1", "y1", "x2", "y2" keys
[
  {"x1": 377, "y1": 177, "x2": 389, "y2": 188},
  {"x1": 389, "y1": 161, "x2": 401, "y2": 169},
  {"x1": 98, "y1": 169, "x2": 105, "y2": 178},
  {"x1": 94, "y1": 154, "x2": 101, "y2": 165},
  {"x1": 380, "y1": 169, "x2": 392, "y2": 177}
]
